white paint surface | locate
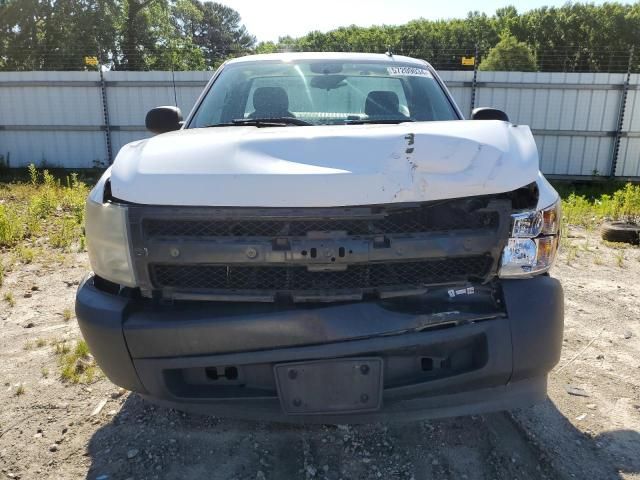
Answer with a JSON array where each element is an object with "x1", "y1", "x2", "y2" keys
[{"x1": 109, "y1": 120, "x2": 541, "y2": 207}]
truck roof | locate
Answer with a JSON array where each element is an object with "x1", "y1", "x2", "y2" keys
[{"x1": 225, "y1": 52, "x2": 431, "y2": 67}]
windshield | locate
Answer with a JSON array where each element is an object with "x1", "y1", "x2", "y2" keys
[{"x1": 189, "y1": 60, "x2": 459, "y2": 127}]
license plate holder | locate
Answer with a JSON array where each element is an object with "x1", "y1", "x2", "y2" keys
[{"x1": 274, "y1": 358, "x2": 383, "y2": 415}]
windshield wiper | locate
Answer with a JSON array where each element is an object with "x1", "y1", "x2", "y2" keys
[
  {"x1": 205, "y1": 117, "x2": 312, "y2": 128},
  {"x1": 345, "y1": 118, "x2": 415, "y2": 125}
]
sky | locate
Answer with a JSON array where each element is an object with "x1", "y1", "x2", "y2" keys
[{"x1": 218, "y1": 0, "x2": 633, "y2": 42}]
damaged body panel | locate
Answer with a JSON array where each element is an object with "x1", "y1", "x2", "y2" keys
[
  {"x1": 127, "y1": 195, "x2": 513, "y2": 302},
  {"x1": 110, "y1": 121, "x2": 539, "y2": 208},
  {"x1": 77, "y1": 52, "x2": 563, "y2": 423}
]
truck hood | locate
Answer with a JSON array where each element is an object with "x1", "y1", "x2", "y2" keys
[{"x1": 110, "y1": 120, "x2": 539, "y2": 207}]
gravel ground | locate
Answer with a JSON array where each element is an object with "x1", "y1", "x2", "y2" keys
[{"x1": 0, "y1": 227, "x2": 639, "y2": 480}]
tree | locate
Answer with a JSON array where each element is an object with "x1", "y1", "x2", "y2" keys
[
  {"x1": 254, "y1": 41, "x2": 279, "y2": 54},
  {"x1": 177, "y1": 0, "x2": 255, "y2": 68},
  {"x1": 0, "y1": 0, "x2": 119, "y2": 70},
  {"x1": 479, "y1": 34, "x2": 537, "y2": 71},
  {"x1": 119, "y1": 0, "x2": 168, "y2": 70},
  {"x1": 1, "y1": 1, "x2": 639, "y2": 72}
]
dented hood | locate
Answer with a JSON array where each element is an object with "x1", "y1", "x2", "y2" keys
[{"x1": 110, "y1": 120, "x2": 539, "y2": 207}]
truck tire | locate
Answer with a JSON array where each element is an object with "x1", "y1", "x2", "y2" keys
[{"x1": 600, "y1": 221, "x2": 640, "y2": 245}]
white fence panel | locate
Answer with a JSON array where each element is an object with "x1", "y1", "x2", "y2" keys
[
  {"x1": 438, "y1": 71, "x2": 473, "y2": 116},
  {"x1": 616, "y1": 74, "x2": 640, "y2": 177},
  {"x1": 104, "y1": 71, "x2": 211, "y2": 155},
  {"x1": 475, "y1": 72, "x2": 628, "y2": 177},
  {"x1": 0, "y1": 71, "x2": 106, "y2": 167}
]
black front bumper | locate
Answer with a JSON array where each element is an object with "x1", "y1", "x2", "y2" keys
[{"x1": 76, "y1": 275, "x2": 563, "y2": 423}]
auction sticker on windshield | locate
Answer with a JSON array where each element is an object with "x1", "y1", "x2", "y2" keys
[{"x1": 387, "y1": 66, "x2": 432, "y2": 77}]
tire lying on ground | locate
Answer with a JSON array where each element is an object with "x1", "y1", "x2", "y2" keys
[{"x1": 600, "y1": 221, "x2": 640, "y2": 245}]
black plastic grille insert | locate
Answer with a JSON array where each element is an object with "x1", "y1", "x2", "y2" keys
[
  {"x1": 150, "y1": 256, "x2": 493, "y2": 292},
  {"x1": 143, "y1": 206, "x2": 499, "y2": 238}
]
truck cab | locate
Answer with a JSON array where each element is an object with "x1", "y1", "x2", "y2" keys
[{"x1": 77, "y1": 52, "x2": 563, "y2": 423}]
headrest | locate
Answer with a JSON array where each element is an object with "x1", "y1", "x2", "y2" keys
[
  {"x1": 365, "y1": 91, "x2": 400, "y2": 116},
  {"x1": 253, "y1": 86, "x2": 289, "y2": 113}
]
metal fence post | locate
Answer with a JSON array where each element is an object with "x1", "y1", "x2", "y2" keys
[
  {"x1": 610, "y1": 46, "x2": 634, "y2": 178},
  {"x1": 469, "y1": 44, "x2": 479, "y2": 118},
  {"x1": 98, "y1": 59, "x2": 113, "y2": 165}
]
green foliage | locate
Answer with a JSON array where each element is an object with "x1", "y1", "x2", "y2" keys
[
  {"x1": 3, "y1": 291, "x2": 15, "y2": 307},
  {"x1": 479, "y1": 34, "x2": 537, "y2": 71},
  {"x1": 3, "y1": 1, "x2": 638, "y2": 72},
  {"x1": 0, "y1": 204, "x2": 24, "y2": 247},
  {"x1": 562, "y1": 183, "x2": 640, "y2": 226},
  {"x1": 0, "y1": 165, "x2": 89, "y2": 251},
  {"x1": 58, "y1": 340, "x2": 97, "y2": 384},
  {"x1": 0, "y1": 0, "x2": 254, "y2": 71},
  {"x1": 263, "y1": 4, "x2": 640, "y2": 73}
]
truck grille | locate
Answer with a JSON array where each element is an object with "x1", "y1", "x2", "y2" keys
[
  {"x1": 128, "y1": 197, "x2": 512, "y2": 301},
  {"x1": 142, "y1": 206, "x2": 499, "y2": 238},
  {"x1": 150, "y1": 257, "x2": 493, "y2": 292}
]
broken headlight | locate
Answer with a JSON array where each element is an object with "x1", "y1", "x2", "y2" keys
[
  {"x1": 499, "y1": 199, "x2": 561, "y2": 278},
  {"x1": 85, "y1": 184, "x2": 136, "y2": 288}
]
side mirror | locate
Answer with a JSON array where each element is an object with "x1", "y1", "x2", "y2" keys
[
  {"x1": 145, "y1": 106, "x2": 183, "y2": 134},
  {"x1": 470, "y1": 107, "x2": 509, "y2": 122}
]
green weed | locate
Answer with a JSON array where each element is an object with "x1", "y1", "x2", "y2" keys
[
  {"x1": 565, "y1": 243, "x2": 578, "y2": 265},
  {"x1": 52, "y1": 340, "x2": 70, "y2": 355},
  {"x1": 58, "y1": 340, "x2": 97, "y2": 384},
  {"x1": 0, "y1": 204, "x2": 25, "y2": 246},
  {"x1": 16, "y1": 246, "x2": 36, "y2": 264},
  {"x1": 0, "y1": 165, "x2": 89, "y2": 252},
  {"x1": 3, "y1": 291, "x2": 15, "y2": 307},
  {"x1": 50, "y1": 216, "x2": 81, "y2": 249},
  {"x1": 561, "y1": 183, "x2": 640, "y2": 227}
]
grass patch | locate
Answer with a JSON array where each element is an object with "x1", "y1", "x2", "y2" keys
[
  {"x1": 561, "y1": 183, "x2": 640, "y2": 227},
  {"x1": 35, "y1": 338, "x2": 47, "y2": 348},
  {"x1": 62, "y1": 308, "x2": 73, "y2": 321},
  {"x1": 3, "y1": 291, "x2": 15, "y2": 307},
  {"x1": 41, "y1": 367, "x2": 49, "y2": 378},
  {"x1": 57, "y1": 339, "x2": 97, "y2": 384},
  {"x1": 0, "y1": 204, "x2": 24, "y2": 246},
  {"x1": 0, "y1": 165, "x2": 89, "y2": 253},
  {"x1": 565, "y1": 243, "x2": 578, "y2": 265},
  {"x1": 602, "y1": 240, "x2": 630, "y2": 250},
  {"x1": 52, "y1": 339, "x2": 71, "y2": 355},
  {"x1": 15, "y1": 245, "x2": 37, "y2": 264},
  {"x1": 15, "y1": 384, "x2": 25, "y2": 396}
]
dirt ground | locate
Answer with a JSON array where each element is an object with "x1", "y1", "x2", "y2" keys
[{"x1": 0, "y1": 227, "x2": 639, "y2": 480}]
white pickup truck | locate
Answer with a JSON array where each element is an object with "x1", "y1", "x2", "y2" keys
[{"x1": 76, "y1": 52, "x2": 563, "y2": 423}]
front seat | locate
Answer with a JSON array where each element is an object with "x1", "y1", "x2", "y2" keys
[
  {"x1": 250, "y1": 86, "x2": 294, "y2": 119},
  {"x1": 365, "y1": 91, "x2": 406, "y2": 118}
]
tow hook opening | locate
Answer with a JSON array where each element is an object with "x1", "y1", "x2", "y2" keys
[{"x1": 205, "y1": 366, "x2": 239, "y2": 381}]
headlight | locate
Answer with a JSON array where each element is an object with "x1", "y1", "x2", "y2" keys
[
  {"x1": 85, "y1": 187, "x2": 136, "y2": 287},
  {"x1": 499, "y1": 199, "x2": 561, "y2": 278}
]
